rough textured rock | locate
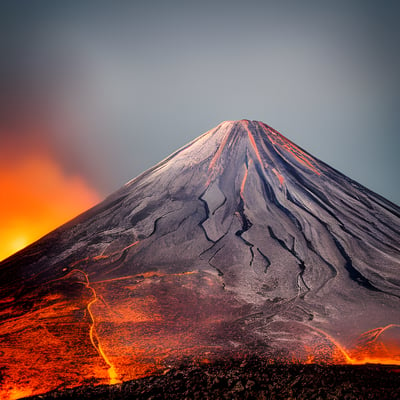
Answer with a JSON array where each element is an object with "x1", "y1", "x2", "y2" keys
[
  {"x1": 25, "y1": 357, "x2": 400, "y2": 400},
  {"x1": 0, "y1": 120, "x2": 399, "y2": 399}
]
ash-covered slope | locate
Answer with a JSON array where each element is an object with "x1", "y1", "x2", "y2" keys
[{"x1": 1, "y1": 120, "x2": 399, "y2": 399}]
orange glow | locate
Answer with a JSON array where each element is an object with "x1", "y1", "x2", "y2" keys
[
  {"x1": 1, "y1": 250, "x2": 399, "y2": 399},
  {"x1": 302, "y1": 324, "x2": 400, "y2": 365},
  {"x1": 349, "y1": 324, "x2": 400, "y2": 364},
  {"x1": 260, "y1": 122, "x2": 320, "y2": 175},
  {"x1": 79, "y1": 269, "x2": 121, "y2": 385},
  {"x1": 243, "y1": 120, "x2": 265, "y2": 167},
  {"x1": 272, "y1": 168, "x2": 285, "y2": 186},
  {"x1": 240, "y1": 160, "x2": 252, "y2": 197},
  {"x1": 0, "y1": 265, "x2": 224, "y2": 399},
  {"x1": 0, "y1": 149, "x2": 100, "y2": 260}
]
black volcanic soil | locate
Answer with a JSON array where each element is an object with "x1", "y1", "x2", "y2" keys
[{"x1": 25, "y1": 357, "x2": 400, "y2": 400}]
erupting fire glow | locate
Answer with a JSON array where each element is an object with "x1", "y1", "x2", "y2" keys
[
  {"x1": 0, "y1": 149, "x2": 100, "y2": 260},
  {"x1": 300, "y1": 324, "x2": 400, "y2": 365}
]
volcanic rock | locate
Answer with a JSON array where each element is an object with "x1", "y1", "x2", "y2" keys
[{"x1": 24, "y1": 357, "x2": 400, "y2": 400}]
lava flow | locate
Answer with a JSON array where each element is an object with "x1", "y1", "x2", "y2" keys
[
  {"x1": 301, "y1": 324, "x2": 400, "y2": 365},
  {"x1": 260, "y1": 122, "x2": 321, "y2": 175},
  {"x1": 75, "y1": 269, "x2": 120, "y2": 385},
  {"x1": 350, "y1": 324, "x2": 400, "y2": 364},
  {"x1": 0, "y1": 120, "x2": 399, "y2": 399}
]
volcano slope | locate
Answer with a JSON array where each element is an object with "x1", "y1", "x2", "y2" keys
[{"x1": 0, "y1": 120, "x2": 399, "y2": 399}]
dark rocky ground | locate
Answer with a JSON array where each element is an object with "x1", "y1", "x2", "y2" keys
[{"x1": 26, "y1": 357, "x2": 400, "y2": 400}]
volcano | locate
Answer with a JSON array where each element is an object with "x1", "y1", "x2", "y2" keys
[{"x1": 1, "y1": 120, "x2": 399, "y2": 399}]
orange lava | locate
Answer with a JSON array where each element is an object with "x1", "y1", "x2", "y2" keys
[
  {"x1": 0, "y1": 259, "x2": 219, "y2": 399},
  {"x1": 350, "y1": 324, "x2": 400, "y2": 364},
  {"x1": 260, "y1": 122, "x2": 320, "y2": 175},
  {"x1": 304, "y1": 324, "x2": 400, "y2": 365},
  {"x1": 272, "y1": 168, "x2": 285, "y2": 186},
  {"x1": 240, "y1": 159, "x2": 252, "y2": 197},
  {"x1": 1, "y1": 264, "x2": 399, "y2": 400},
  {"x1": 0, "y1": 148, "x2": 100, "y2": 261},
  {"x1": 78, "y1": 269, "x2": 121, "y2": 385},
  {"x1": 243, "y1": 120, "x2": 265, "y2": 167}
]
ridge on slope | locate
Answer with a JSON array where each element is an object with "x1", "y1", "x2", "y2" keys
[{"x1": 0, "y1": 120, "x2": 399, "y2": 399}]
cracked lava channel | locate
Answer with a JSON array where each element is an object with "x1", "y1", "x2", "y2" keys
[{"x1": 80, "y1": 269, "x2": 121, "y2": 385}]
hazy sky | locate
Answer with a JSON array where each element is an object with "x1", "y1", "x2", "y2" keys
[{"x1": 1, "y1": 0, "x2": 399, "y2": 205}]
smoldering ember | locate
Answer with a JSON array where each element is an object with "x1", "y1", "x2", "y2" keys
[{"x1": 0, "y1": 120, "x2": 399, "y2": 399}]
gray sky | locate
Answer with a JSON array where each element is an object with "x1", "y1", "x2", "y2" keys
[{"x1": 1, "y1": 0, "x2": 399, "y2": 205}]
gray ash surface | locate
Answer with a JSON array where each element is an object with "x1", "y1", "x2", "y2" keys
[{"x1": 26, "y1": 357, "x2": 400, "y2": 400}]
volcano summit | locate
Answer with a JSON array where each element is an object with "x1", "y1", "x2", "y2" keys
[{"x1": 1, "y1": 120, "x2": 399, "y2": 398}]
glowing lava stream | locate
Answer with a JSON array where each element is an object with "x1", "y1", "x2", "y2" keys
[
  {"x1": 307, "y1": 324, "x2": 400, "y2": 365},
  {"x1": 75, "y1": 269, "x2": 120, "y2": 385},
  {"x1": 260, "y1": 123, "x2": 320, "y2": 175},
  {"x1": 306, "y1": 325, "x2": 353, "y2": 363},
  {"x1": 240, "y1": 159, "x2": 252, "y2": 197},
  {"x1": 359, "y1": 323, "x2": 400, "y2": 343},
  {"x1": 272, "y1": 168, "x2": 285, "y2": 186},
  {"x1": 243, "y1": 120, "x2": 264, "y2": 167}
]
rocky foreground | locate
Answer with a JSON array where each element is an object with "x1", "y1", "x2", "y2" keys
[{"x1": 26, "y1": 357, "x2": 400, "y2": 400}]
